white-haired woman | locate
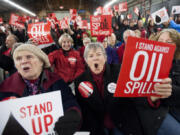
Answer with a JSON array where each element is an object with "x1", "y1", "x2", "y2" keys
[
  {"x1": 74, "y1": 42, "x2": 173, "y2": 135},
  {"x1": 48, "y1": 33, "x2": 85, "y2": 84},
  {"x1": 0, "y1": 44, "x2": 81, "y2": 135}
]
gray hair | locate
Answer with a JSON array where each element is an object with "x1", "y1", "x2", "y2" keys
[
  {"x1": 83, "y1": 37, "x2": 91, "y2": 44},
  {"x1": 11, "y1": 42, "x2": 24, "y2": 56},
  {"x1": 123, "y1": 29, "x2": 136, "y2": 39},
  {"x1": 58, "y1": 33, "x2": 73, "y2": 46},
  {"x1": 84, "y1": 42, "x2": 107, "y2": 62},
  {"x1": 7, "y1": 34, "x2": 19, "y2": 42}
]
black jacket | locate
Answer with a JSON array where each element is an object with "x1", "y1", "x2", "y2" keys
[
  {"x1": 74, "y1": 63, "x2": 171, "y2": 135},
  {"x1": 168, "y1": 60, "x2": 180, "y2": 122},
  {"x1": 0, "y1": 46, "x2": 16, "y2": 75}
]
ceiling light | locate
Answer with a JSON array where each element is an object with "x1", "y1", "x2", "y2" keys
[
  {"x1": 3, "y1": 0, "x2": 36, "y2": 16},
  {"x1": 104, "y1": 0, "x2": 118, "y2": 8}
]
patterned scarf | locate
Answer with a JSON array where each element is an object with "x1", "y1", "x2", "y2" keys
[{"x1": 23, "y1": 78, "x2": 40, "y2": 95}]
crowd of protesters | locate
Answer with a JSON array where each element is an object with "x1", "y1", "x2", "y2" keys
[{"x1": 0, "y1": 8, "x2": 180, "y2": 135}]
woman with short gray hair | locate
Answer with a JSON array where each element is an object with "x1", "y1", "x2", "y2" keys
[
  {"x1": 84, "y1": 42, "x2": 107, "y2": 62},
  {"x1": 74, "y1": 42, "x2": 173, "y2": 135}
]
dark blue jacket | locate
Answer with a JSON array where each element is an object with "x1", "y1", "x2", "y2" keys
[{"x1": 106, "y1": 46, "x2": 119, "y2": 64}]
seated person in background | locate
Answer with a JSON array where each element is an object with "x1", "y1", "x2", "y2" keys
[
  {"x1": 107, "y1": 33, "x2": 122, "y2": 48},
  {"x1": 101, "y1": 37, "x2": 120, "y2": 64},
  {"x1": 0, "y1": 34, "x2": 18, "y2": 76},
  {"x1": 48, "y1": 33, "x2": 85, "y2": 84},
  {"x1": 117, "y1": 29, "x2": 136, "y2": 64},
  {"x1": 78, "y1": 37, "x2": 91, "y2": 60},
  {"x1": 0, "y1": 44, "x2": 81, "y2": 135}
]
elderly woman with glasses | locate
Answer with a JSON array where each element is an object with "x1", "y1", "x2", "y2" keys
[
  {"x1": 74, "y1": 42, "x2": 173, "y2": 135},
  {"x1": 0, "y1": 44, "x2": 81, "y2": 135}
]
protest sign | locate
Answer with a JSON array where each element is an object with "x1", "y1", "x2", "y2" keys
[
  {"x1": 87, "y1": 23, "x2": 91, "y2": 30},
  {"x1": 90, "y1": 15, "x2": 112, "y2": 36},
  {"x1": 76, "y1": 16, "x2": 82, "y2": 25},
  {"x1": 151, "y1": 7, "x2": 169, "y2": 25},
  {"x1": 0, "y1": 91, "x2": 64, "y2": 135},
  {"x1": 78, "y1": 20, "x2": 88, "y2": 29},
  {"x1": 114, "y1": 37, "x2": 176, "y2": 97},
  {"x1": 0, "y1": 17, "x2": 3, "y2": 24},
  {"x1": 70, "y1": 9, "x2": 77, "y2": 21},
  {"x1": 127, "y1": 14, "x2": 132, "y2": 19},
  {"x1": 96, "y1": 6, "x2": 103, "y2": 15},
  {"x1": 119, "y1": 2, "x2": 128, "y2": 12},
  {"x1": 28, "y1": 22, "x2": 55, "y2": 48},
  {"x1": 59, "y1": 18, "x2": 69, "y2": 29},
  {"x1": 9, "y1": 14, "x2": 25, "y2": 29},
  {"x1": 103, "y1": 7, "x2": 112, "y2": 15},
  {"x1": 113, "y1": 5, "x2": 119, "y2": 12},
  {"x1": 134, "y1": 6, "x2": 139, "y2": 16},
  {"x1": 172, "y1": 6, "x2": 180, "y2": 14}
]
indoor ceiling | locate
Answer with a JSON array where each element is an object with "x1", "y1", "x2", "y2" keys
[
  {"x1": 0, "y1": 0, "x2": 147, "y2": 17},
  {"x1": 0, "y1": 0, "x2": 108, "y2": 13}
]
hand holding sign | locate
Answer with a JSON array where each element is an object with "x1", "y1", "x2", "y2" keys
[
  {"x1": 28, "y1": 22, "x2": 54, "y2": 48},
  {"x1": 114, "y1": 37, "x2": 176, "y2": 97},
  {"x1": 151, "y1": 7, "x2": 169, "y2": 25},
  {"x1": 0, "y1": 91, "x2": 64, "y2": 135},
  {"x1": 150, "y1": 78, "x2": 172, "y2": 102},
  {"x1": 54, "y1": 109, "x2": 81, "y2": 135}
]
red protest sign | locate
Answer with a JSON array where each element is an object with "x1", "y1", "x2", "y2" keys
[
  {"x1": 127, "y1": 14, "x2": 132, "y2": 19},
  {"x1": 76, "y1": 15, "x2": 82, "y2": 24},
  {"x1": 9, "y1": 14, "x2": 25, "y2": 29},
  {"x1": 0, "y1": 18, "x2": 3, "y2": 24},
  {"x1": 59, "y1": 18, "x2": 69, "y2": 29},
  {"x1": 70, "y1": 9, "x2": 77, "y2": 21},
  {"x1": 90, "y1": 15, "x2": 112, "y2": 37},
  {"x1": 96, "y1": 6, "x2": 103, "y2": 15},
  {"x1": 103, "y1": 7, "x2": 112, "y2": 15},
  {"x1": 114, "y1": 5, "x2": 119, "y2": 12},
  {"x1": 78, "y1": 20, "x2": 88, "y2": 29},
  {"x1": 48, "y1": 13, "x2": 56, "y2": 18},
  {"x1": 134, "y1": 6, "x2": 139, "y2": 16},
  {"x1": 114, "y1": 37, "x2": 176, "y2": 97},
  {"x1": 70, "y1": 9, "x2": 77, "y2": 15},
  {"x1": 28, "y1": 22, "x2": 54, "y2": 48},
  {"x1": 119, "y1": 2, "x2": 128, "y2": 12}
]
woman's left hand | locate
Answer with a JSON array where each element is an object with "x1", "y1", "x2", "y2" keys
[{"x1": 150, "y1": 78, "x2": 172, "y2": 102}]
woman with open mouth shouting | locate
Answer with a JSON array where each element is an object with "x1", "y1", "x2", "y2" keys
[
  {"x1": 0, "y1": 44, "x2": 82, "y2": 135},
  {"x1": 74, "y1": 42, "x2": 173, "y2": 135}
]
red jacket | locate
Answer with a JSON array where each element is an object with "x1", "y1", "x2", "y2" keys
[
  {"x1": 78, "y1": 46, "x2": 85, "y2": 59},
  {"x1": 48, "y1": 49, "x2": 85, "y2": 83}
]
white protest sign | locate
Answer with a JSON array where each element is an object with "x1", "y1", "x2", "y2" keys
[
  {"x1": 151, "y1": 7, "x2": 169, "y2": 25},
  {"x1": 0, "y1": 101, "x2": 11, "y2": 135},
  {"x1": 172, "y1": 6, "x2": 180, "y2": 14},
  {"x1": 0, "y1": 91, "x2": 64, "y2": 135}
]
